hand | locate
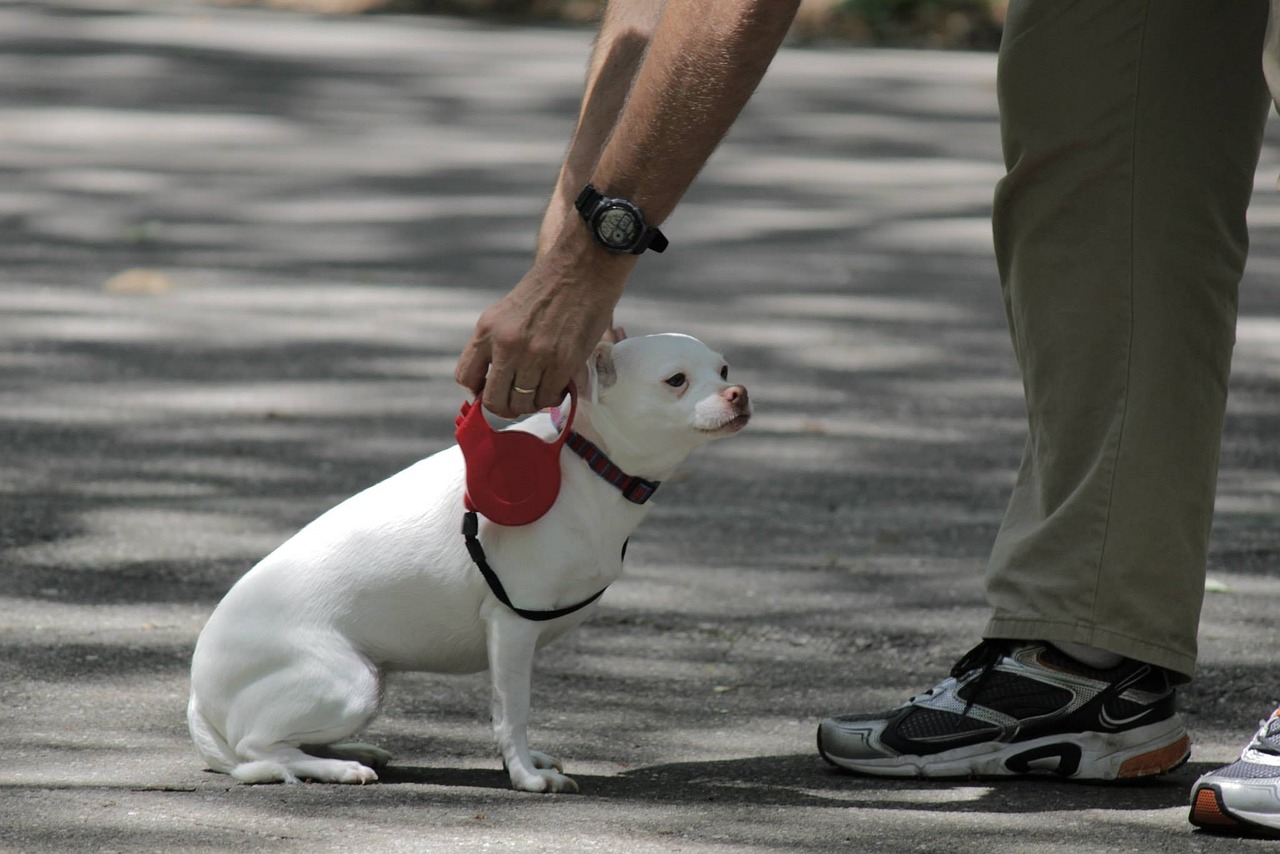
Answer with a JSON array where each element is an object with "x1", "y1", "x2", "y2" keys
[{"x1": 455, "y1": 248, "x2": 630, "y2": 417}]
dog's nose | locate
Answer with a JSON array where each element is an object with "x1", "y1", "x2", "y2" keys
[{"x1": 722, "y1": 385, "x2": 749, "y2": 412}]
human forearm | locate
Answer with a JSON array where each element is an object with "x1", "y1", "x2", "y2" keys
[
  {"x1": 590, "y1": 0, "x2": 798, "y2": 218},
  {"x1": 538, "y1": 1, "x2": 665, "y2": 257},
  {"x1": 459, "y1": 0, "x2": 798, "y2": 417},
  {"x1": 540, "y1": 0, "x2": 798, "y2": 259}
]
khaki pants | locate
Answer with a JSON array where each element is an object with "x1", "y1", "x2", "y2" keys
[{"x1": 983, "y1": 0, "x2": 1271, "y2": 678}]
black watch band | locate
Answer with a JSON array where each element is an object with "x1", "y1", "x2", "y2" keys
[{"x1": 574, "y1": 184, "x2": 668, "y2": 255}]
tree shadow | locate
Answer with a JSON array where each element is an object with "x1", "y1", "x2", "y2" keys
[{"x1": 378, "y1": 752, "x2": 1205, "y2": 814}]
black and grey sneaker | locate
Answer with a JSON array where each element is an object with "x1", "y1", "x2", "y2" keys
[
  {"x1": 817, "y1": 640, "x2": 1190, "y2": 780},
  {"x1": 1189, "y1": 705, "x2": 1280, "y2": 838}
]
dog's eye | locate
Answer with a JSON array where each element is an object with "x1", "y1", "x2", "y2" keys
[
  {"x1": 664, "y1": 373, "x2": 686, "y2": 388},
  {"x1": 720, "y1": 366, "x2": 729, "y2": 381}
]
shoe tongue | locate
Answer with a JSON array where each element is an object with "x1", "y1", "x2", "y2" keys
[
  {"x1": 1258, "y1": 710, "x2": 1280, "y2": 755},
  {"x1": 1266, "y1": 716, "x2": 1280, "y2": 743}
]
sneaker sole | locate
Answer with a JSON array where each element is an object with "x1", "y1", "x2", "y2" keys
[
  {"x1": 819, "y1": 715, "x2": 1190, "y2": 781},
  {"x1": 1190, "y1": 784, "x2": 1280, "y2": 838}
]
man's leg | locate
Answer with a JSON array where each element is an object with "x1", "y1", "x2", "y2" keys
[
  {"x1": 819, "y1": 0, "x2": 1270, "y2": 779},
  {"x1": 985, "y1": 0, "x2": 1270, "y2": 679}
]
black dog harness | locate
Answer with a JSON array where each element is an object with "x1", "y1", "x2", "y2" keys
[{"x1": 463, "y1": 431, "x2": 660, "y2": 621}]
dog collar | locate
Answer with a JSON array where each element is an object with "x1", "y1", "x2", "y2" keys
[{"x1": 565, "y1": 432, "x2": 660, "y2": 505}]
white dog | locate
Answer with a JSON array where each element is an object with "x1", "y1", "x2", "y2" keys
[{"x1": 187, "y1": 333, "x2": 750, "y2": 793}]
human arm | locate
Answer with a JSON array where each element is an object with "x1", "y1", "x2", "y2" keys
[{"x1": 455, "y1": 0, "x2": 800, "y2": 416}]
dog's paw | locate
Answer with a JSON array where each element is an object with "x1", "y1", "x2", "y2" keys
[
  {"x1": 529, "y1": 750, "x2": 563, "y2": 772},
  {"x1": 332, "y1": 761, "x2": 379, "y2": 785},
  {"x1": 510, "y1": 768, "x2": 579, "y2": 794}
]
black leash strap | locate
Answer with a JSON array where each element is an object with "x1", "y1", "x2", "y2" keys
[{"x1": 462, "y1": 511, "x2": 609, "y2": 622}]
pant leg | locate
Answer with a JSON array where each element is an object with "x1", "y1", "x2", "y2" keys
[{"x1": 984, "y1": 0, "x2": 1271, "y2": 679}]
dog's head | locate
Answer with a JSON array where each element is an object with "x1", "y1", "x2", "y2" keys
[{"x1": 575, "y1": 333, "x2": 750, "y2": 476}]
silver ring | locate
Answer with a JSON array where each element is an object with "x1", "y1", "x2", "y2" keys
[{"x1": 512, "y1": 385, "x2": 536, "y2": 395}]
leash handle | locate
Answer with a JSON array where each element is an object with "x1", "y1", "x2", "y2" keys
[
  {"x1": 455, "y1": 383, "x2": 577, "y2": 445},
  {"x1": 455, "y1": 385, "x2": 578, "y2": 526}
]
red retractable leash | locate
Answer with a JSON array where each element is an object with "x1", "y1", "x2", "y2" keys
[
  {"x1": 454, "y1": 384, "x2": 609, "y2": 621},
  {"x1": 454, "y1": 384, "x2": 577, "y2": 527},
  {"x1": 454, "y1": 383, "x2": 662, "y2": 621}
]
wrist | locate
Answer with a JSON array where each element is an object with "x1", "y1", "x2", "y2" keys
[
  {"x1": 538, "y1": 219, "x2": 636, "y2": 294},
  {"x1": 574, "y1": 183, "x2": 668, "y2": 256}
]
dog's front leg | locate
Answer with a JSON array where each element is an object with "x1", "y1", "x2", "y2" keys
[{"x1": 486, "y1": 611, "x2": 578, "y2": 793}]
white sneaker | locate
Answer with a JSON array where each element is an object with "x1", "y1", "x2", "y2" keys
[{"x1": 1190, "y1": 705, "x2": 1280, "y2": 838}]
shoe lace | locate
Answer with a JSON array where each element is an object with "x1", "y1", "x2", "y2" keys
[
  {"x1": 948, "y1": 639, "x2": 1007, "y2": 723},
  {"x1": 1249, "y1": 710, "x2": 1280, "y2": 757}
]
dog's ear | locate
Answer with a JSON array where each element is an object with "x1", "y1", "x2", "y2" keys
[{"x1": 576, "y1": 341, "x2": 616, "y2": 404}]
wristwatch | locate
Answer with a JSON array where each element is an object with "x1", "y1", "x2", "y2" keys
[{"x1": 574, "y1": 184, "x2": 668, "y2": 255}]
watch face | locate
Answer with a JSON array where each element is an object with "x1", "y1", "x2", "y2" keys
[{"x1": 596, "y1": 205, "x2": 641, "y2": 250}]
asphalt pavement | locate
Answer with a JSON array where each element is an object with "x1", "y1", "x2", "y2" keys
[{"x1": 2, "y1": 2, "x2": 1280, "y2": 851}]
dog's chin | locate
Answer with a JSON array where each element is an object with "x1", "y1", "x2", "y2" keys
[{"x1": 698, "y1": 413, "x2": 751, "y2": 437}]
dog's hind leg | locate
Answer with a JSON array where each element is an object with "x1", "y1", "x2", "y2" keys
[
  {"x1": 223, "y1": 638, "x2": 387, "y2": 784},
  {"x1": 303, "y1": 742, "x2": 394, "y2": 769},
  {"x1": 187, "y1": 694, "x2": 239, "y2": 774},
  {"x1": 231, "y1": 746, "x2": 379, "y2": 784}
]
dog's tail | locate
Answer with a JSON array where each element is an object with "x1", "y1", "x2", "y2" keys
[{"x1": 186, "y1": 693, "x2": 238, "y2": 775}]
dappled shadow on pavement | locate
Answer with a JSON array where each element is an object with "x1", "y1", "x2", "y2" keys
[
  {"x1": 2, "y1": 2, "x2": 1280, "y2": 852},
  {"x1": 382, "y1": 753, "x2": 1201, "y2": 813}
]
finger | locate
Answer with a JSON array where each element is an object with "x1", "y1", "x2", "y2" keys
[
  {"x1": 484, "y1": 365, "x2": 546, "y2": 418},
  {"x1": 509, "y1": 375, "x2": 542, "y2": 415},
  {"x1": 534, "y1": 385, "x2": 564, "y2": 412},
  {"x1": 455, "y1": 338, "x2": 491, "y2": 397},
  {"x1": 538, "y1": 364, "x2": 577, "y2": 411},
  {"x1": 481, "y1": 364, "x2": 516, "y2": 418}
]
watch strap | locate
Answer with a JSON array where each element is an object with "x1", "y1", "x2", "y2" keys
[
  {"x1": 574, "y1": 183, "x2": 603, "y2": 215},
  {"x1": 640, "y1": 226, "x2": 669, "y2": 254}
]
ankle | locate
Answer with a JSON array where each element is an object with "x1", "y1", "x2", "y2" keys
[{"x1": 1050, "y1": 641, "x2": 1123, "y2": 670}]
